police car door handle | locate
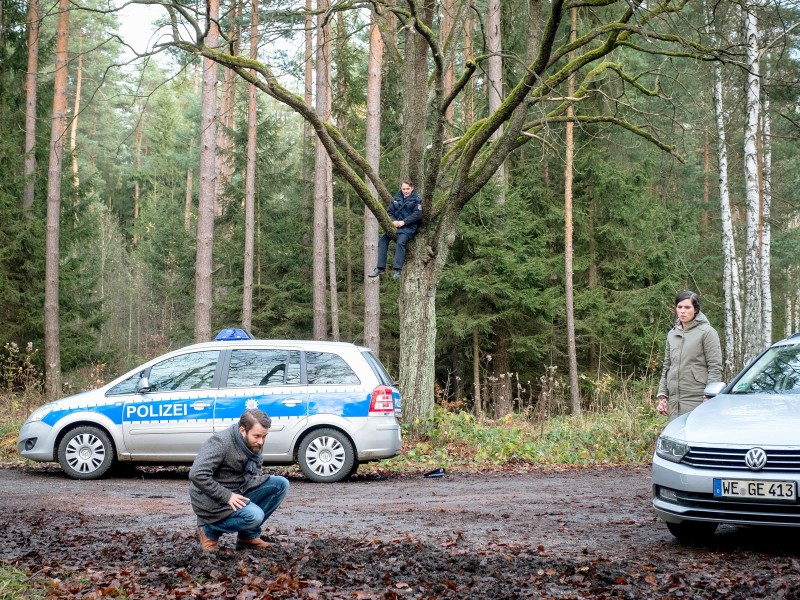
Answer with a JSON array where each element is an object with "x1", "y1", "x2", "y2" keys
[
  {"x1": 281, "y1": 398, "x2": 302, "y2": 407},
  {"x1": 190, "y1": 401, "x2": 211, "y2": 410}
]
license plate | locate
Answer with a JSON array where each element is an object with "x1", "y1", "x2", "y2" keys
[{"x1": 713, "y1": 478, "x2": 796, "y2": 502}]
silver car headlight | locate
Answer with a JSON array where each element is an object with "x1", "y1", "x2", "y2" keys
[
  {"x1": 656, "y1": 435, "x2": 689, "y2": 463},
  {"x1": 26, "y1": 404, "x2": 54, "y2": 424}
]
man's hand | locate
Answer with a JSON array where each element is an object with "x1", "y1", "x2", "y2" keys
[
  {"x1": 656, "y1": 395, "x2": 668, "y2": 416},
  {"x1": 392, "y1": 220, "x2": 404, "y2": 228},
  {"x1": 228, "y1": 493, "x2": 250, "y2": 511}
]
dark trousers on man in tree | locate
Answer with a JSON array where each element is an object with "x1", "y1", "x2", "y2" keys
[{"x1": 377, "y1": 232, "x2": 412, "y2": 273}]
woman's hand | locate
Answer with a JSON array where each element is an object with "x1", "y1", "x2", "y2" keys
[{"x1": 656, "y1": 395, "x2": 668, "y2": 416}]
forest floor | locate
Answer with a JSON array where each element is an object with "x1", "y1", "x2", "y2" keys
[{"x1": 1, "y1": 464, "x2": 800, "y2": 598}]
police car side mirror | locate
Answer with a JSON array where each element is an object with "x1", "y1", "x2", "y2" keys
[{"x1": 136, "y1": 377, "x2": 151, "y2": 394}]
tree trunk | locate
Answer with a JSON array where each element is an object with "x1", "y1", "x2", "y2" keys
[
  {"x1": 194, "y1": 0, "x2": 220, "y2": 343},
  {"x1": 312, "y1": 0, "x2": 331, "y2": 340},
  {"x1": 397, "y1": 211, "x2": 456, "y2": 429},
  {"x1": 302, "y1": 0, "x2": 313, "y2": 189},
  {"x1": 44, "y1": 0, "x2": 70, "y2": 400},
  {"x1": 23, "y1": 0, "x2": 39, "y2": 217},
  {"x1": 472, "y1": 327, "x2": 481, "y2": 417},
  {"x1": 463, "y1": 6, "x2": 474, "y2": 125},
  {"x1": 564, "y1": 7, "x2": 580, "y2": 414},
  {"x1": 742, "y1": 4, "x2": 763, "y2": 363},
  {"x1": 492, "y1": 332, "x2": 512, "y2": 418},
  {"x1": 184, "y1": 168, "x2": 192, "y2": 231},
  {"x1": 712, "y1": 52, "x2": 742, "y2": 379},
  {"x1": 486, "y1": 0, "x2": 505, "y2": 203},
  {"x1": 399, "y1": 2, "x2": 431, "y2": 185},
  {"x1": 132, "y1": 118, "x2": 143, "y2": 245},
  {"x1": 760, "y1": 59, "x2": 773, "y2": 346},
  {"x1": 242, "y1": 0, "x2": 259, "y2": 333},
  {"x1": 69, "y1": 30, "x2": 82, "y2": 202},
  {"x1": 363, "y1": 8, "x2": 383, "y2": 353}
]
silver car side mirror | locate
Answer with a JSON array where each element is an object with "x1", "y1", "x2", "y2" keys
[
  {"x1": 135, "y1": 376, "x2": 151, "y2": 394},
  {"x1": 704, "y1": 381, "x2": 726, "y2": 398}
]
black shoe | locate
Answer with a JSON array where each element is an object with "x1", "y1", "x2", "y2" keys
[
  {"x1": 368, "y1": 268, "x2": 385, "y2": 278},
  {"x1": 392, "y1": 270, "x2": 401, "y2": 281}
]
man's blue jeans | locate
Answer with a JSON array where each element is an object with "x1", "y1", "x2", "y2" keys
[
  {"x1": 377, "y1": 232, "x2": 413, "y2": 271},
  {"x1": 202, "y1": 475, "x2": 290, "y2": 541}
]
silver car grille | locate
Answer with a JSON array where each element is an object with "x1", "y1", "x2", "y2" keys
[{"x1": 682, "y1": 447, "x2": 800, "y2": 472}]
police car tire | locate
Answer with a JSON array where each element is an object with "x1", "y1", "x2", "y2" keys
[
  {"x1": 298, "y1": 428, "x2": 355, "y2": 483},
  {"x1": 57, "y1": 426, "x2": 116, "y2": 480}
]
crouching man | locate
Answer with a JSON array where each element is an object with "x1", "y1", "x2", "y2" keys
[{"x1": 189, "y1": 409, "x2": 290, "y2": 553}]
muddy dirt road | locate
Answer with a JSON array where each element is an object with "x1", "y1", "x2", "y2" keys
[{"x1": 2, "y1": 465, "x2": 800, "y2": 598}]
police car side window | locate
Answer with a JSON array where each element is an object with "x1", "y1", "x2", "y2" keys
[
  {"x1": 226, "y1": 350, "x2": 301, "y2": 387},
  {"x1": 107, "y1": 373, "x2": 141, "y2": 396},
  {"x1": 148, "y1": 351, "x2": 220, "y2": 392},
  {"x1": 305, "y1": 352, "x2": 360, "y2": 385}
]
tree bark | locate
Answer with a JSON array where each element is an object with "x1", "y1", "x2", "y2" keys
[
  {"x1": 473, "y1": 327, "x2": 481, "y2": 417},
  {"x1": 69, "y1": 30, "x2": 82, "y2": 201},
  {"x1": 312, "y1": 0, "x2": 332, "y2": 340},
  {"x1": 399, "y1": 1, "x2": 431, "y2": 185},
  {"x1": 23, "y1": 0, "x2": 39, "y2": 217},
  {"x1": 486, "y1": 0, "x2": 505, "y2": 203},
  {"x1": 760, "y1": 59, "x2": 773, "y2": 346},
  {"x1": 564, "y1": 7, "x2": 580, "y2": 414},
  {"x1": 742, "y1": 3, "x2": 763, "y2": 363},
  {"x1": 184, "y1": 168, "x2": 192, "y2": 232},
  {"x1": 492, "y1": 332, "x2": 513, "y2": 418},
  {"x1": 194, "y1": 0, "x2": 220, "y2": 343},
  {"x1": 242, "y1": 0, "x2": 259, "y2": 333},
  {"x1": 363, "y1": 8, "x2": 383, "y2": 354},
  {"x1": 44, "y1": 0, "x2": 70, "y2": 399}
]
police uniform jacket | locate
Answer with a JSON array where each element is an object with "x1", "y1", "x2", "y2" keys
[
  {"x1": 189, "y1": 425, "x2": 270, "y2": 525},
  {"x1": 657, "y1": 311, "x2": 722, "y2": 421},
  {"x1": 388, "y1": 189, "x2": 423, "y2": 235}
]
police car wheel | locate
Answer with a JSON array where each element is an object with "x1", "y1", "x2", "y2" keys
[
  {"x1": 57, "y1": 426, "x2": 116, "y2": 480},
  {"x1": 298, "y1": 428, "x2": 355, "y2": 483}
]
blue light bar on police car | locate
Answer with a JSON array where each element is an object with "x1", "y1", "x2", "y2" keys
[{"x1": 214, "y1": 328, "x2": 254, "y2": 341}]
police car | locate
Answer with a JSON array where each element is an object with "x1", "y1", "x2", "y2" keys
[{"x1": 17, "y1": 329, "x2": 402, "y2": 483}]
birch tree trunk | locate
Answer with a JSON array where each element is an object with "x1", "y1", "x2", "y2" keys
[
  {"x1": 711, "y1": 19, "x2": 742, "y2": 378},
  {"x1": 23, "y1": 0, "x2": 39, "y2": 217},
  {"x1": 742, "y1": 3, "x2": 763, "y2": 363},
  {"x1": 312, "y1": 0, "x2": 332, "y2": 340},
  {"x1": 44, "y1": 0, "x2": 70, "y2": 399},
  {"x1": 363, "y1": 8, "x2": 383, "y2": 353},
  {"x1": 242, "y1": 0, "x2": 259, "y2": 333},
  {"x1": 760, "y1": 59, "x2": 773, "y2": 346},
  {"x1": 194, "y1": 0, "x2": 220, "y2": 342},
  {"x1": 486, "y1": 0, "x2": 505, "y2": 203}
]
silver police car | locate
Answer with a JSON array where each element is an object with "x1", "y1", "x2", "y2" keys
[
  {"x1": 18, "y1": 329, "x2": 402, "y2": 483},
  {"x1": 653, "y1": 334, "x2": 800, "y2": 542}
]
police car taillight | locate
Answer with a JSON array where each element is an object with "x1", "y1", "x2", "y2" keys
[{"x1": 369, "y1": 385, "x2": 395, "y2": 414}]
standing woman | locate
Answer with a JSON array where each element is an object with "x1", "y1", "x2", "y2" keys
[{"x1": 657, "y1": 291, "x2": 723, "y2": 421}]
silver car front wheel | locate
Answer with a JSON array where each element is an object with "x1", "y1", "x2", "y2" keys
[
  {"x1": 298, "y1": 428, "x2": 355, "y2": 483},
  {"x1": 57, "y1": 426, "x2": 115, "y2": 480}
]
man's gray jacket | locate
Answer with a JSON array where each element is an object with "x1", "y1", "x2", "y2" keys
[{"x1": 189, "y1": 425, "x2": 270, "y2": 526}]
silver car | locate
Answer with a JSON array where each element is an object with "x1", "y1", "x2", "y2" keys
[
  {"x1": 18, "y1": 330, "x2": 402, "y2": 483},
  {"x1": 652, "y1": 334, "x2": 800, "y2": 542}
]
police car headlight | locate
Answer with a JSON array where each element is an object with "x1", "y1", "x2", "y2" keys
[
  {"x1": 656, "y1": 435, "x2": 689, "y2": 463},
  {"x1": 26, "y1": 404, "x2": 54, "y2": 423}
]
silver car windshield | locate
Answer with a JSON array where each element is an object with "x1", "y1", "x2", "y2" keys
[{"x1": 731, "y1": 344, "x2": 800, "y2": 394}]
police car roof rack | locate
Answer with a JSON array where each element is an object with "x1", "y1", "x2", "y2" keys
[{"x1": 215, "y1": 328, "x2": 254, "y2": 341}]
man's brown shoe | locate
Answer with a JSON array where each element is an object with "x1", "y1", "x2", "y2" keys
[
  {"x1": 236, "y1": 536, "x2": 271, "y2": 550},
  {"x1": 197, "y1": 527, "x2": 219, "y2": 553}
]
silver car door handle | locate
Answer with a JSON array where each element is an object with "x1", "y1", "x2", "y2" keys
[
  {"x1": 281, "y1": 398, "x2": 303, "y2": 407},
  {"x1": 191, "y1": 401, "x2": 211, "y2": 410}
]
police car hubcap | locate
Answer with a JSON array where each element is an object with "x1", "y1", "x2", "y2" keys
[
  {"x1": 306, "y1": 436, "x2": 344, "y2": 475},
  {"x1": 65, "y1": 434, "x2": 106, "y2": 473}
]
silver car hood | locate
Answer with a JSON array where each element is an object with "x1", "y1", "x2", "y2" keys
[{"x1": 664, "y1": 393, "x2": 800, "y2": 447}]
